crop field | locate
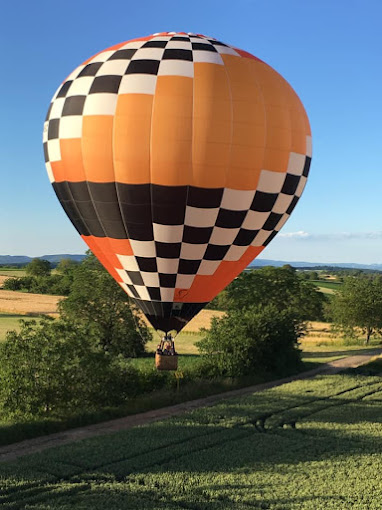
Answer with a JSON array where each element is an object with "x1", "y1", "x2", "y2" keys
[
  {"x1": 0, "y1": 290, "x2": 61, "y2": 318},
  {"x1": 1, "y1": 369, "x2": 382, "y2": 509},
  {"x1": 0, "y1": 287, "x2": 377, "y2": 363},
  {"x1": 0, "y1": 269, "x2": 27, "y2": 279},
  {"x1": 311, "y1": 280, "x2": 343, "y2": 294},
  {"x1": 0, "y1": 276, "x2": 13, "y2": 287}
]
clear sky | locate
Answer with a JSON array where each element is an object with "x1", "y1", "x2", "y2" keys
[{"x1": 1, "y1": 0, "x2": 381, "y2": 264}]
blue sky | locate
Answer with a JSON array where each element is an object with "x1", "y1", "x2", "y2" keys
[{"x1": 1, "y1": 0, "x2": 381, "y2": 263}]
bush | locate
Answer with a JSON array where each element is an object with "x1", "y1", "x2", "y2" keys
[
  {"x1": 2, "y1": 274, "x2": 73, "y2": 296},
  {"x1": 0, "y1": 319, "x2": 139, "y2": 418},
  {"x1": 2, "y1": 276, "x2": 35, "y2": 291},
  {"x1": 197, "y1": 305, "x2": 303, "y2": 378}
]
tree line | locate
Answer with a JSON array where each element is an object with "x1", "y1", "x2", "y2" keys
[
  {"x1": 2, "y1": 258, "x2": 76, "y2": 295},
  {"x1": 1, "y1": 255, "x2": 381, "y2": 423}
]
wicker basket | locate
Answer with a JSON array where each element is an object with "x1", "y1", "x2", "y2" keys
[{"x1": 155, "y1": 353, "x2": 178, "y2": 371}]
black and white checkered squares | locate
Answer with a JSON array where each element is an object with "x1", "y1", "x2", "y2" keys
[{"x1": 106, "y1": 148, "x2": 311, "y2": 302}]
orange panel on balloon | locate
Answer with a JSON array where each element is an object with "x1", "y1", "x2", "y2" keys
[
  {"x1": 50, "y1": 160, "x2": 66, "y2": 183},
  {"x1": 192, "y1": 62, "x2": 232, "y2": 188},
  {"x1": 59, "y1": 139, "x2": 86, "y2": 182},
  {"x1": 113, "y1": 94, "x2": 153, "y2": 184},
  {"x1": 151, "y1": 76, "x2": 193, "y2": 186},
  {"x1": 81, "y1": 236, "x2": 122, "y2": 282},
  {"x1": 82, "y1": 116, "x2": 114, "y2": 182}
]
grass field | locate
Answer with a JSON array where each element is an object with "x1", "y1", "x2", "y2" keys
[
  {"x1": 1, "y1": 367, "x2": 382, "y2": 509},
  {"x1": 0, "y1": 313, "x2": 44, "y2": 341},
  {"x1": 311, "y1": 280, "x2": 343, "y2": 294},
  {"x1": 0, "y1": 269, "x2": 27, "y2": 278},
  {"x1": 0, "y1": 290, "x2": 61, "y2": 318}
]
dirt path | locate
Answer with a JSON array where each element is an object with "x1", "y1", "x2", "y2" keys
[{"x1": 0, "y1": 349, "x2": 381, "y2": 463}]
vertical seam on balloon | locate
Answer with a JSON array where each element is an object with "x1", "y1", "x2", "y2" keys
[
  {"x1": 252, "y1": 59, "x2": 269, "y2": 249},
  {"x1": 108, "y1": 59, "x2": 135, "y2": 304},
  {"x1": 112, "y1": 59, "x2": 132, "y2": 241},
  {"x1": 222, "y1": 51, "x2": 234, "y2": 189},
  {"x1": 148, "y1": 39, "x2": 163, "y2": 328},
  {"x1": 176, "y1": 33, "x2": 194, "y2": 307},
  {"x1": 283, "y1": 74, "x2": 294, "y2": 236},
  {"x1": 79, "y1": 76, "x2": 109, "y2": 242},
  {"x1": 212, "y1": 47, "x2": 235, "y2": 294}
]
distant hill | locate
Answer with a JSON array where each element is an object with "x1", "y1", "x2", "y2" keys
[
  {"x1": 1, "y1": 254, "x2": 381, "y2": 271},
  {"x1": 250, "y1": 259, "x2": 382, "y2": 271},
  {"x1": 0, "y1": 254, "x2": 86, "y2": 266}
]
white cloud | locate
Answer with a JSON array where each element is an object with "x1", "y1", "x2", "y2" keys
[
  {"x1": 278, "y1": 230, "x2": 311, "y2": 238},
  {"x1": 277, "y1": 231, "x2": 382, "y2": 241},
  {"x1": 337, "y1": 231, "x2": 382, "y2": 239}
]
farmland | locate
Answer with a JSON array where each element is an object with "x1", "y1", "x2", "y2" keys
[
  {"x1": 0, "y1": 288, "x2": 379, "y2": 367},
  {"x1": 311, "y1": 280, "x2": 343, "y2": 294},
  {"x1": 1, "y1": 367, "x2": 382, "y2": 509},
  {"x1": 0, "y1": 269, "x2": 26, "y2": 279},
  {"x1": 0, "y1": 290, "x2": 60, "y2": 318}
]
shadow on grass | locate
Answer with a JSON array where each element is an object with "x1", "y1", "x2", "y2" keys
[
  {"x1": 0, "y1": 314, "x2": 25, "y2": 319},
  {"x1": 1, "y1": 372, "x2": 382, "y2": 508}
]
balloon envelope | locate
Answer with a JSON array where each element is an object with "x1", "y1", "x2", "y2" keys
[{"x1": 43, "y1": 32, "x2": 312, "y2": 333}]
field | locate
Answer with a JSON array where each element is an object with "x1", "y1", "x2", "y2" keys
[
  {"x1": 0, "y1": 313, "x2": 43, "y2": 341},
  {"x1": 0, "y1": 289, "x2": 378, "y2": 366},
  {"x1": 1, "y1": 367, "x2": 382, "y2": 509},
  {"x1": 0, "y1": 290, "x2": 60, "y2": 318},
  {"x1": 311, "y1": 280, "x2": 343, "y2": 294},
  {"x1": 2, "y1": 309, "x2": 377, "y2": 365},
  {"x1": 0, "y1": 269, "x2": 26, "y2": 279}
]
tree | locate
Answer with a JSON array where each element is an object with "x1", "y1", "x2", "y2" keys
[
  {"x1": 197, "y1": 305, "x2": 303, "y2": 378},
  {"x1": 59, "y1": 252, "x2": 151, "y2": 357},
  {"x1": 25, "y1": 258, "x2": 51, "y2": 277},
  {"x1": 225, "y1": 266, "x2": 326, "y2": 321},
  {"x1": 0, "y1": 318, "x2": 136, "y2": 417},
  {"x1": 330, "y1": 275, "x2": 382, "y2": 344},
  {"x1": 56, "y1": 258, "x2": 79, "y2": 274},
  {"x1": 205, "y1": 289, "x2": 230, "y2": 311},
  {"x1": 308, "y1": 271, "x2": 319, "y2": 281}
]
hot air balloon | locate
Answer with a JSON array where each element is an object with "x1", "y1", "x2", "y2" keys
[{"x1": 43, "y1": 32, "x2": 311, "y2": 339}]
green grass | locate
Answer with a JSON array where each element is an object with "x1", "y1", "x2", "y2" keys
[
  {"x1": 0, "y1": 269, "x2": 27, "y2": 277},
  {"x1": 150, "y1": 328, "x2": 380, "y2": 366},
  {"x1": 146, "y1": 330, "x2": 204, "y2": 355},
  {"x1": 311, "y1": 280, "x2": 343, "y2": 291},
  {"x1": 0, "y1": 313, "x2": 42, "y2": 341},
  {"x1": 300, "y1": 342, "x2": 382, "y2": 364},
  {"x1": 129, "y1": 353, "x2": 201, "y2": 372},
  {"x1": 1, "y1": 369, "x2": 382, "y2": 509}
]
